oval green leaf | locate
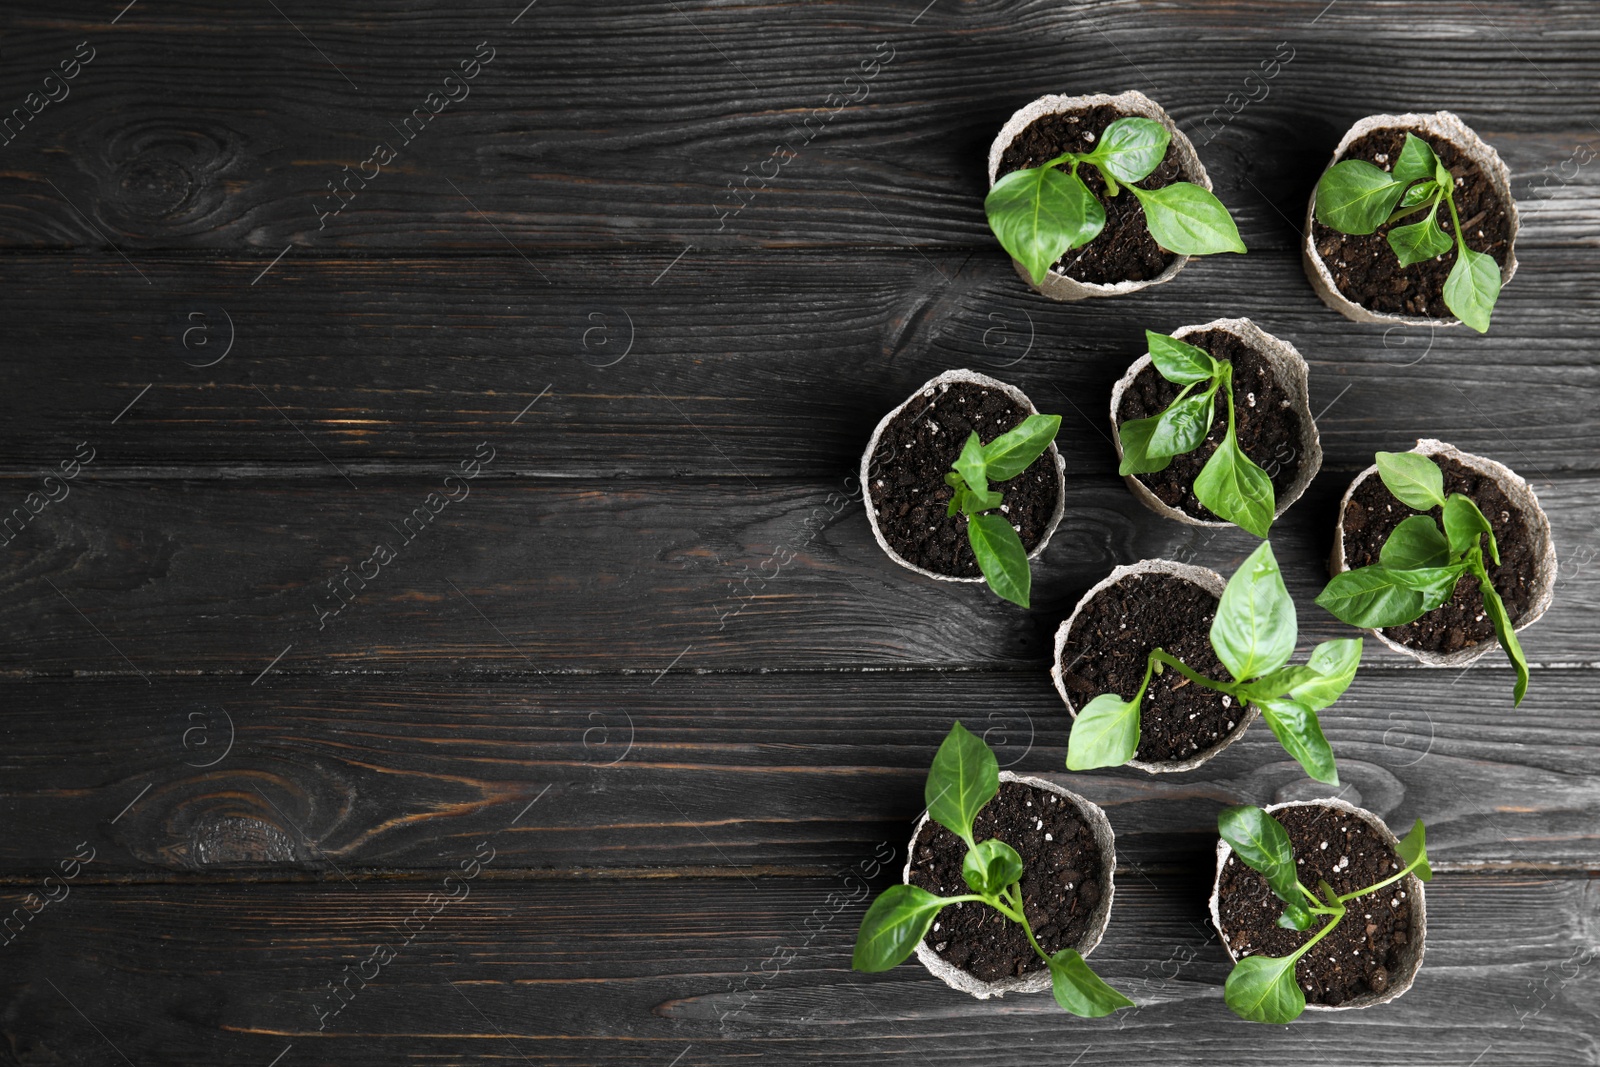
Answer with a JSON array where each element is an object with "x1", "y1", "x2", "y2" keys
[
  {"x1": 1315, "y1": 565, "x2": 1428, "y2": 628},
  {"x1": 967, "y1": 512, "x2": 1031, "y2": 608},
  {"x1": 1225, "y1": 952, "x2": 1307, "y2": 1024},
  {"x1": 1396, "y1": 819, "x2": 1433, "y2": 882},
  {"x1": 1443, "y1": 246, "x2": 1502, "y2": 334},
  {"x1": 1211, "y1": 540, "x2": 1296, "y2": 682},
  {"x1": 1479, "y1": 574, "x2": 1530, "y2": 706},
  {"x1": 1217, "y1": 805, "x2": 1302, "y2": 907},
  {"x1": 962, "y1": 838, "x2": 1023, "y2": 896},
  {"x1": 925, "y1": 720, "x2": 999, "y2": 846},
  {"x1": 851, "y1": 884, "x2": 949, "y2": 972},
  {"x1": 1131, "y1": 181, "x2": 1246, "y2": 255},
  {"x1": 1116, "y1": 415, "x2": 1174, "y2": 476},
  {"x1": 953, "y1": 431, "x2": 987, "y2": 496},
  {"x1": 981, "y1": 413, "x2": 1061, "y2": 481},
  {"x1": 985, "y1": 165, "x2": 1107, "y2": 284},
  {"x1": 1388, "y1": 209, "x2": 1451, "y2": 267},
  {"x1": 1391, "y1": 132, "x2": 1439, "y2": 186},
  {"x1": 1049, "y1": 948, "x2": 1135, "y2": 1017},
  {"x1": 1065, "y1": 691, "x2": 1141, "y2": 771},
  {"x1": 1314, "y1": 159, "x2": 1407, "y2": 234},
  {"x1": 1147, "y1": 389, "x2": 1215, "y2": 459},
  {"x1": 1442, "y1": 492, "x2": 1498, "y2": 562},
  {"x1": 1287, "y1": 638, "x2": 1364, "y2": 712},
  {"x1": 1256, "y1": 698, "x2": 1339, "y2": 785},
  {"x1": 1375, "y1": 451, "x2": 1447, "y2": 510},
  {"x1": 1145, "y1": 330, "x2": 1218, "y2": 384},
  {"x1": 1194, "y1": 435, "x2": 1275, "y2": 538},
  {"x1": 1379, "y1": 514, "x2": 1452, "y2": 570},
  {"x1": 1093, "y1": 117, "x2": 1171, "y2": 184}
]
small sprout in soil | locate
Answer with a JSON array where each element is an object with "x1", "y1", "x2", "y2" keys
[
  {"x1": 852, "y1": 721, "x2": 1133, "y2": 1018},
  {"x1": 1067, "y1": 541, "x2": 1361, "y2": 784},
  {"x1": 944, "y1": 413, "x2": 1061, "y2": 607},
  {"x1": 1314, "y1": 132, "x2": 1500, "y2": 332},
  {"x1": 1316, "y1": 450, "x2": 1530, "y2": 704},
  {"x1": 1117, "y1": 329, "x2": 1276, "y2": 537},
  {"x1": 987, "y1": 116, "x2": 1246, "y2": 285},
  {"x1": 1217, "y1": 805, "x2": 1432, "y2": 1023}
]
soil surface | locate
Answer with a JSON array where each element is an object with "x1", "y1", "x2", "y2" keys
[
  {"x1": 908, "y1": 780, "x2": 1105, "y2": 982},
  {"x1": 1116, "y1": 328, "x2": 1304, "y2": 522},
  {"x1": 867, "y1": 380, "x2": 1059, "y2": 578},
  {"x1": 1056, "y1": 572, "x2": 1239, "y2": 763},
  {"x1": 1311, "y1": 126, "x2": 1511, "y2": 318},
  {"x1": 995, "y1": 104, "x2": 1187, "y2": 285},
  {"x1": 1340, "y1": 453, "x2": 1536, "y2": 654},
  {"x1": 1217, "y1": 805, "x2": 1417, "y2": 1007}
]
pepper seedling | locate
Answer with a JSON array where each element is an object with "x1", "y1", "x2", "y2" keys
[
  {"x1": 1067, "y1": 541, "x2": 1361, "y2": 784},
  {"x1": 1117, "y1": 329, "x2": 1276, "y2": 537},
  {"x1": 1217, "y1": 804, "x2": 1432, "y2": 1023},
  {"x1": 944, "y1": 413, "x2": 1062, "y2": 608},
  {"x1": 1314, "y1": 131, "x2": 1501, "y2": 332},
  {"x1": 852, "y1": 721, "x2": 1133, "y2": 1018},
  {"x1": 987, "y1": 116, "x2": 1246, "y2": 285},
  {"x1": 1316, "y1": 450, "x2": 1530, "y2": 705}
]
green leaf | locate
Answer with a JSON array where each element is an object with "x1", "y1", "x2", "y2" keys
[
  {"x1": 1130, "y1": 181, "x2": 1247, "y2": 255},
  {"x1": 1048, "y1": 949, "x2": 1135, "y2": 1017},
  {"x1": 1388, "y1": 209, "x2": 1452, "y2": 267},
  {"x1": 985, "y1": 164, "x2": 1107, "y2": 284},
  {"x1": 967, "y1": 512, "x2": 1032, "y2": 608},
  {"x1": 1396, "y1": 819, "x2": 1433, "y2": 883},
  {"x1": 1065, "y1": 691, "x2": 1141, "y2": 771},
  {"x1": 1210, "y1": 541, "x2": 1296, "y2": 682},
  {"x1": 1116, "y1": 415, "x2": 1174, "y2": 476},
  {"x1": 962, "y1": 838, "x2": 1023, "y2": 896},
  {"x1": 1225, "y1": 952, "x2": 1307, "y2": 1024},
  {"x1": 1256, "y1": 698, "x2": 1339, "y2": 785},
  {"x1": 851, "y1": 884, "x2": 949, "y2": 972},
  {"x1": 1315, "y1": 566, "x2": 1429, "y2": 628},
  {"x1": 1479, "y1": 574, "x2": 1530, "y2": 705},
  {"x1": 1147, "y1": 389, "x2": 1216, "y2": 459},
  {"x1": 1277, "y1": 903, "x2": 1315, "y2": 932},
  {"x1": 1398, "y1": 181, "x2": 1438, "y2": 209},
  {"x1": 1246, "y1": 665, "x2": 1322, "y2": 700},
  {"x1": 1444, "y1": 246, "x2": 1501, "y2": 334},
  {"x1": 1217, "y1": 805, "x2": 1302, "y2": 908},
  {"x1": 980, "y1": 413, "x2": 1061, "y2": 481},
  {"x1": 1391, "y1": 132, "x2": 1439, "y2": 185},
  {"x1": 953, "y1": 432, "x2": 988, "y2": 497},
  {"x1": 925, "y1": 720, "x2": 999, "y2": 847},
  {"x1": 1379, "y1": 515, "x2": 1452, "y2": 570},
  {"x1": 1314, "y1": 159, "x2": 1407, "y2": 234},
  {"x1": 1287, "y1": 638, "x2": 1364, "y2": 711},
  {"x1": 1092, "y1": 117, "x2": 1171, "y2": 184},
  {"x1": 945, "y1": 489, "x2": 963, "y2": 518},
  {"x1": 1194, "y1": 435, "x2": 1275, "y2": 538},
  {"x1": 960, "y1": 485, "x2": 1004, "y2": 515},
  {"x1": 1443, "y1": 493, "x2": 1498, "y2": 563},
  {"x1": 1146, "y1": 330, "x2": 1217, "y2": 384},
  {"x1": 1390, "y1": 564, "x2": 1468, "y2": 612},
  {"x1": 1375, "y1": 451, "x2": 1447, "y2": 510}
]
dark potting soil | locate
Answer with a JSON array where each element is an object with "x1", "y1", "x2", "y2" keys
[
  {"x1": 1056, "y1": 572, "x2": 1239, "y2": 763},
  {"x1": 1116, "y1": 328, "x2": 1304, "y2": 522},
  {"x1": 1311, "y1": 126, "x2": 1511, "y2": 319},
  {"x1": 908, "y1": 780, "x2": 1105, "y2": 982},
  {"x1": 995, "y1": 104, "x2": 1186, "y2": 285},
  {"x1": 1217, "y1": 804, "x2": 1416, "y2": 1007},
  {"x1": 1340, "y1": 453, "x2": 1536, "y2": 655},
  {"x1": 867, "y1": 380, "x2": 1059, "y2": 579}
]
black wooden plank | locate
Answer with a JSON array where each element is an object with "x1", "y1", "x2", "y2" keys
[
  {"x1": 0, "y1": 873, "x2": 1592, "y2": 1064},
  {"x1": 0, "y1": 2, "x2": 1596, "y2": 250},
  {"x1": 0, "y1": 251, "x2": 1595, "y2": 475},
  {"x1": 2, "y1": 473, "x2": 1593, "y2": 673},
  {"x1": 0, "y1": 668, "x2": 1594, "y2": 877}
]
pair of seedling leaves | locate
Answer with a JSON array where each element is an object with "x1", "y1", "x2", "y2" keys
[
  {"x1": 1315, "y1": 132, "x2": 1501, "y2": 333},
  {"x1": 987, "y1": 117, "x2": 1246, "y2": 285},
  {"x1": 945, "y1": 412, "x2": 1061, "y2": 607},
  {"x1": 1218, "y1": 805, "x2": 1432, "y2": 1024},
  {"x1": 851, "y1": 722, "x2": 1133, "y2": 1017},
  {"x1": 1316, "y1": 450, "x2": 1529, "y2": 704},
  {"x1": 1117, "y1": 330, "x2": 1278, "y2": 538},
  {"x1": 1067, "y1": 541, "x2": 1361, "y2": 785}
]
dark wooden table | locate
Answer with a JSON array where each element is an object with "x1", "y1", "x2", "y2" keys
[{"x1": 2, "y1": 1, "x2": 1596, "y2": 1063}]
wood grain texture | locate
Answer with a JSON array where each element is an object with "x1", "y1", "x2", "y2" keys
[
  {"x1": 0, "y1": 668, "x2": 1594, "y2": 878},
  {"x1": 0, "y1": 251, "x2": 1595, "y2": 475},
  {"x1": 0, "y1": 2, "x2": 1596, "y2": 251},
  {"x1": 3, "y1": 473, "x2": 1593, "y2": 673},
  {"x1": 0, "y1": 874, "x2": 1594, "y2": 1065}
]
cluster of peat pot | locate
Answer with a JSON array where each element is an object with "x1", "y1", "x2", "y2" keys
[{"x1": 850, "y1": 92, "x2": 1556, "y2": 1024}]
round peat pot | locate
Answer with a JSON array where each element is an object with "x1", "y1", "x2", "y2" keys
[
  {"x1": 1330, "y1": 438, "x2": 1556, "y2": 667},
  {"x1": 1303, "y1": 111, "x2": 1519, "y2": 327},
  {"x1": 1051, "y1": 559, "x2": 1254, "y2": 773},
  {"x1": 1210, "y1": 798, "x2": 1427, "y2": 1012},
  {"x1": 903, "y1": 771, "x2": 1117, "y2": 998},
  {"x1": 987, "y1": 90, "x2": 1212, "y2": 301},
  {"x1": 1109, "y1": 317, "x2": 1322, "y2": 530},
  {"x1": 860, "y1": 369, "x2": 1066, "y2": 584}
]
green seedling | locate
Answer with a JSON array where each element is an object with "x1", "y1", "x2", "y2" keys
[
  {"x1": 1314, "y1": 131, "x2": 1501, "y2": 332},
  {"x1": 1117, "y1": 329, "x2": 1276, "y2": 537},
  {"x1": 1316, "y1": 450, "x2": 1529, "y2": 704},
  {"x1": 1067, "y1": 541, "x2": 1361, "y2": 784},
  {"x1": 944, "y1": 413, "x2": 1062, "y2": 608},
  {"x1": 1217, "y1": 805, "x2": 1432, "y2": 1023},
  {"x1": 987, "y1": 116, "x2": 1245, "y2": 285},
  {"x1": 852, "y1": 721, "x2": 1133, "y2": 1018}
]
